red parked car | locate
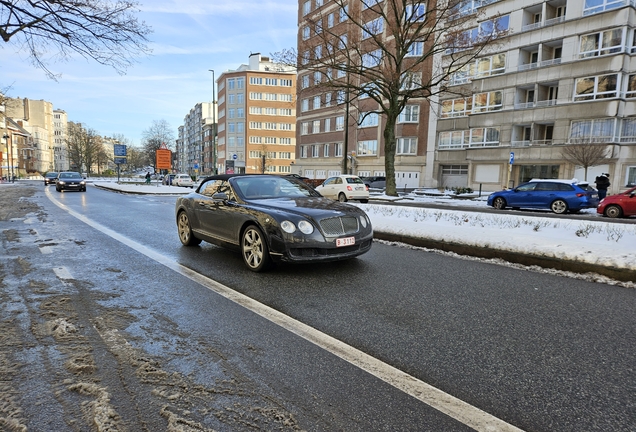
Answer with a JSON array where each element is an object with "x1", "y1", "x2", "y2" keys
[{"x1": 597, "y1": 186, "x2": 636, "y2": 218}]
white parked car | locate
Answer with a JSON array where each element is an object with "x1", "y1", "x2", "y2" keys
[
  {"x1": 173, "y1": 174, "x2": 195, "y2": 188},
  {"x1": 315, "y1": 175, "x2": 369, "y2": 203}
]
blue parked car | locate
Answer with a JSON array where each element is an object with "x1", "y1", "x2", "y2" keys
[{"x1": 487, "y1": 179, "x2": 599, "y2": 214}]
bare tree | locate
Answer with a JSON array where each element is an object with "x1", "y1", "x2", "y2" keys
[
  {"x1": 0, "y1": 0, "x2": 152, "y2": 79},
  {"x1": 561, "y1": 143, "x2": 610, "y2": 181},
  {"x1": 65, "y1": 122, "x2": 102, "y2": 175},
  {"x1": 141, "y1": 119, "x2": 174, "y2": 172},
  {"x1": 275, "y1": 0, "x2": 504, "y2": 195}
]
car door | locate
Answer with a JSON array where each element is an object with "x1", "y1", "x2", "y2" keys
[
  {"x1": 621, "y1": 188, "x2": 636, "y2": 215},
  {"x1": 193, "y1": 180, "x2": 239, "y2": 242},
  {"x1": 319, "y1": 177, "x2": 338, "y2": 199},
  {"x1": 507, "y1": 182, "x2": 537, "y2": 206},
  {"x1": 532, "y1": 182, "x2": 561, "y2": 208}
]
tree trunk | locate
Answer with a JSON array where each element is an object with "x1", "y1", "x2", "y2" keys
[{"x1": 383, "y1": 113, "x2": 398, "y2": 196}]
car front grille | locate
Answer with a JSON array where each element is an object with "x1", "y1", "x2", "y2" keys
[
  {"x1": 319, "y1": 216, "x2": 359, "y2": 236},
  {"x1": 289, "y1": 240, "x2": 372, "y2": 258}
]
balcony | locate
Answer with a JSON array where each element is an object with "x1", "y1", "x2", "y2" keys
[{"x1": 511, "y1": 140, "x2": 554, "y2": 147}]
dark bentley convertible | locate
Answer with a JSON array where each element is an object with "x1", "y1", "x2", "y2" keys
[{"x1": 175, "y1": 174, "x2": 373, "y2": 272}]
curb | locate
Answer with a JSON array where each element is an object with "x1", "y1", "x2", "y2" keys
[{"x1": 373, "y1": 232, "x2": 636, "y2": 283}]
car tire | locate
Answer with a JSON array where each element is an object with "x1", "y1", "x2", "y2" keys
[
  {"x1": 241, "y1": 225, "x2": 271, "y2": 272},
  {"x1": 56, "y1": 187, "x2": 61, "y2": 192},
  {"x1": 551, "y1": 199, "x2": 568, "y2": 214},
  {"x1": 177, "y1": 211, "x2": 202, "y2": 246},
  {"x1": 604, "y1": 205, "x2": 623, "y2": 218},
  {"x1": 338, "y1": 193, "x2": 348, "y2": 202},
  {"x1": 492, "y1": 197, "x2": 506, "y2": 210}
]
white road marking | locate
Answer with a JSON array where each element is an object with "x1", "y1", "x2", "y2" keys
[
  {"x1": 46, "y1": 188, "x2": 525, "y2": 432},
  {"x1": 53, "y1": 266, "x2": 73, "y2": 281}
]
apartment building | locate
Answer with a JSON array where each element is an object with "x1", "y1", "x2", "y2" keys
[
  {"x1": 296, "y1": 0, "x2": 435, "y2": 188},
  {"x1": 5, "y1": 97, "x2": 55, "y2": 172},
  {"x1": 437, "y1": 0, "x2": 636, "y2": 193},
  {"x1": 52, "y1": 109, "x2": 69, "y2": 171},
  {"x1": 216, "y1": 53, "x2": 297, "y2": 174},
  {"x1": 175, "y1": 103, "x2": 215, "y2": 176}
]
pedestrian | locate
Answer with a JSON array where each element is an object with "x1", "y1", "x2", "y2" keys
[
  {"x1": 595, "y1": 173, "x2": 610, "y2": 200},
  {"x1": 145, "y1": 171, "x2": 151, "y2": 184}
]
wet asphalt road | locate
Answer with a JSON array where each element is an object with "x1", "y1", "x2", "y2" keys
[{"x1": 10, "y1": 181, "x2": 635, "y2": 431}]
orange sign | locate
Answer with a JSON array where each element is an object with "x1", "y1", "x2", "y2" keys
[{"x1": 156, "y1": 149, "x2": 172, "y2": 169}]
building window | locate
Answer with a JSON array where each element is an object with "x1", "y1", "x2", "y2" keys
[
  {"x1": 324, "y1": 143, "x2": 330, "y2": 157},
  {"x1": 324, "y1": 118, "x2": 331, "y2": 132},
  {"x1": 312, "y1": 120, "x2": 321, "y2": 134},
  {"x1": 574, "y1": 74, "x2": 618, "y2": 101},
  {"x1": 228, "y1": 123, "x2": 235, "y2": 133},
  {"x1": 334, "y1": 142, "x2": 343, "y2": 157},
  {"x1": 626, "y1": 166, "x2": 636, "y2": 186},
  {"x1": 407, "y1": 41, "x2": 423, "y2": 57},
  {"x1": 301, "y1": 75, "x2": 310, "y2": 89},
  {"x1": 338, "y1": 34, "x2": 348, "y2": 49},
  {"x1": 302, "y1": 51, "x2": 310, "y2": 65},
  {"x1": 359, "y1": 112, "x2": 379, "y2": 127},
  {"x1": 301, "y1": 146, "x2": 308, "y2": 158},
  {"x1": 339, "y1": 4, "x2": 348, "y2": 22},
  {"x1": 325, "y1": 93, "x2": 332, "y2": 107},
  {"x1": 250, "y1": 92, "x2": 263, "y2": 100},
  {"x1": 469, "y1": 128, "x2": 500, "y2": 147},
  {"x1": 250, "y1": 77, "x2": 263, "y2": 85},
  {"x1": 472, "y1": 91, "x2": 502, "y2": 113},
  {"x1": 327, "y1": 12, "x2": 334, "y2": 28},
  {"x1": 301, "y1": 122, "x2": 310, "y2": 135},
  {"x1": 399, "y1": 105, "x2": 420, "y2": 123},
  {"x1": 401, "y1": 72, "x2": 422, "y2": 90},
  {"x1": 405, "y1": 3, "x2": 426, "y2": 21},
  {"x1": 362, "y1": 49, "x2": 382, "y2": 67},
  {"x1": 313, "y1": 95, "x2": 321, "y2": 109},
  {"x1": 311, "y1": 145, "x2": 320, "y2": 157},
  {"x1": 584, "y1": 0, "x2": 626, "y2": 16},
  {"x1": 301, "y1": 98, "x2": 309, "y2": 112},
  {"x1": 237, "y1": 108, "x2": 244, "y2": 118},
  {"x1": 442, "y1": 98, "x2": 471, "y2": 117},
  {"x1": 228, "y1": 108, "x2": 235, "y2": 119},
  {"x1": 569, "y1": 118, "x2": 617, "y2": 143},
  {"x1": 237, "y1": 122, "x2": 244, "y2": 133},
  {"x1": 279, "y1": 123, "x2": 292, "y2": 130},
  {"x1": 580, "y1": 28, "x2": 624, "y2": 58},
  {"x1": 397, "y1": 137, "x2": 417, "y2": 154},
  {"x1": 335, "y1": 116, "x2": 344, "y2": 131},
  {"x1": 302, "y1": 26, "x2": 310, "y2": 40},
  {"x1": 337, "y1": 90, "x2": 346, "y2": 104},
  {"x1": 280, "y1": 79, "x2": 293, "y2": 86},
  {"x1": 357, "y1": 140, "x2": 378, "y2": 156},
  {"x1": 237, "y1": 93, "x2": 244, "y2": 103},
  {"x1": 362, "y1": 18, "x2": 383, "y2": 39},
  {"x1": 280, "y1": 137, "x2": 292, "y2": 144},
  {"x1": 237, "y1": 78, "x2": 244, "y2": 88},
  {"x1": 228, "y1": 78, "x2": 235, "y2": 89},
  {"x1": 314, "y1": 45, "x2": 322, "y2": 59}
]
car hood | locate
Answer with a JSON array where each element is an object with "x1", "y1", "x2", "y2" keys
[{"x1": 246, "y1": 196, "x2": 366, "y2": 218}]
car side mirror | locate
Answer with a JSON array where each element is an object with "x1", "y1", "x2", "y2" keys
[
  {"x1": 630, "y1": 192, "x2": 635, "y2": 198},
  {"x1": 212, "y1": 192, "x2": 228, "y2": 202}
]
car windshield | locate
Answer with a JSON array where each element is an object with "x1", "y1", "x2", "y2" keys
[
  {"x1": 234, "y1": 176, "x2": 315, "y2": 199},
  {"x1": 60, "y1": 173, "x2": 81, "y2": 179}
]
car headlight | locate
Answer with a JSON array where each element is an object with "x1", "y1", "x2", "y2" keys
[
  {"x1": 297, "y1": 220, "x2": 314, "y2": 234},
  {"x1": 58, "y1": 181, "x2": 65, "y2": 185},
  {"x1": 80, "y1": 181, "x2": 86, "y2": 185},
  {"x1": 359, "y1": 215, "x2": 368, "y2": 228},
  {"x1": 281, "y1": 220, "x2": 296, "y2": 233}
]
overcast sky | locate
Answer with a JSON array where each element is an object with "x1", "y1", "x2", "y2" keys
[{"x1": 1, "y1": 0, "x2": 298, "y2": 146}]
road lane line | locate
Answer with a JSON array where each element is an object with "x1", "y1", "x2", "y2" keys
[{"x1": 46, "y1": 189, "x2": 525, "y2": 432}]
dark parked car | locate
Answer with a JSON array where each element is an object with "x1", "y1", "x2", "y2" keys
[
  {"x1": 55, "y1": 172, "x2": 86, "y2": 192},
  {"x1": 361, "y1": 176, "x2": 386, "y2": 189},
  {"x1": 175, "y1": 174, "x2": 373, "y2": 272},
  {"x1": 44, "y1": 172, "x2": 59, "y2": 185},
  {"x1": 487, "y1": 179, "x2": 599, "y2": 214},
  {"x1": 597, "y1": 186, "x2": 636, "y2": 218}
]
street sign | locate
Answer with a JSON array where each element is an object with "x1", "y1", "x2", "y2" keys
[
  {"x1": 156, "y1": 149, "x2": 172, "y2": 169},
  {"x1": 193, "y1": 163, "x2": 199, "y2": 169},
  {"x1": 114, "y1": 157, "x2": 127, "y2": 165},
  {"x1": 509, "y1": 152, "x2": 515, "y2": 164},
  {"x1": 232, "y1": 154, "x2": 238, "y2": 160},
  {"x1": 114, "y1": 144, "x2": 127, "y2": 157}
]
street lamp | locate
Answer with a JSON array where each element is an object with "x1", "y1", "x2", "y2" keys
[
  {"x1": 209, "y1": 69, "x2": 218, "y2": 174},
  {"x1": 2, "y1": 133, "x2": 13, "y2": 182}
]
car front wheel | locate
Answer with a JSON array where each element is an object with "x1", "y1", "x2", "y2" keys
[
  {"x1": 551, "y1": 199, "x2": 568, "y2": 214},
  {"x1": 604, "y1": 205, "x2": 623, "y2": 218},
  {"x1": 242, "y1": 225, "x2": 271, "y2": 272},
  {"x1": 338, "y1": 193, "x2": 348, "y2": 202},
  {"x1": 177, "y1": 211, "x2": 202, "y2": 246},
  {"x1": 492, "y1": 197, "x2": 506, "y2": 210}
]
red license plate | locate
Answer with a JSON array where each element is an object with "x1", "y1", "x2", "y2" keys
[{"x1": 336, "y1": 236, "x2": 355, "y2": 247}]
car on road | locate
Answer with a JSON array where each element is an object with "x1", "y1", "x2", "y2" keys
[
  {"x1": 315, "y1": 175, "x2": 370, "y2": 203},
  {"x1": 162, "y1": 174, "x2": 176, "y2": 185},
  {"x1": 55, "y1": 171, "x2": 86, "y2": 192},
  {"x1": 175, "y1": 174, "x2": 373, "y2": 272},
  {"x1": 44, "y1": 172, "x2": 59, "y2": 185},
  {"x1": 360, "y1": 176, "x2": 386, "y2": 189},
  {"x1": 487, "y1": 179, "x2": 599, "y2": 214},
  {"x1": 596, "y1": 186, "x2": 636, "y2": 218},
  {"x1": 173, "y1": 174, "x2": 195, "y2": 188}
]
